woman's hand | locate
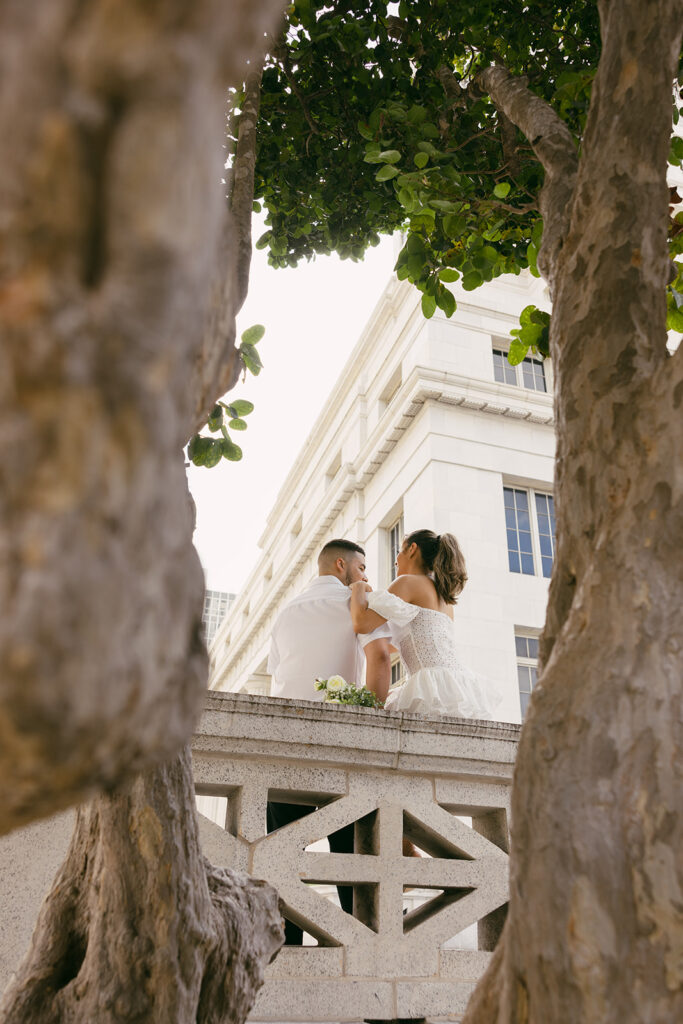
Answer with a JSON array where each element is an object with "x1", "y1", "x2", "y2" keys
[{"x1": 350, "y1": 581, "x2": 372, "y2": 596}]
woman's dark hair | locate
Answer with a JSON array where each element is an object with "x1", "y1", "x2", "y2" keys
[{"x1": 404, "y1": 529, "x2": 468, "y2": 605}]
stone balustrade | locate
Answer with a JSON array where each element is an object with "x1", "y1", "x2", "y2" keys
[{"x1": 193, "y1": 693, "x2": 520, "y2": 1023}]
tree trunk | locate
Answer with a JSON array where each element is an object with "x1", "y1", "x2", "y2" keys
[
  {"x1": 0, "y1": 748, "x2": 284, "y2": 1023},
  {"x1": 0, "y1": 0, "x2": 285, "y2": 835},
  {"x1": 465, "y1": 1, "x2": 683, "y2": 1021}
]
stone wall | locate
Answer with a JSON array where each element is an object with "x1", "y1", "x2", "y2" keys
[{"x1": 1, "y1": 693, "x2": 520, "y2": 1021}]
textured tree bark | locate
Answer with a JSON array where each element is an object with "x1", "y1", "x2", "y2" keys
[
  {"x1": 465, "y1": 1, "x2": 683, "y2": 1022},
  {"x1": 0, "y1": 0, "x2": 285, "y2": 835},
  {"x1": 0, "y1": 748, "x2": 284, "y2": 1023}
]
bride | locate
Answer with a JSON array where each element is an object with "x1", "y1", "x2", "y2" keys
[{"x1": 350, "y1": 529, "x2": 500, "y2": 719}]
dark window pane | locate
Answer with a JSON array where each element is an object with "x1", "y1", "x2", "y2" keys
[
  {"x1": 530, "y1": 666, "x2": 538, "y2": 685},
  {"x1": 517, "y1": 509, "x2": 531, "y2": 532},
  {"x1": 505, "y1": 508, "x2": 517, "y2": 529},
  {"x1": 503, "y1": 487, "x2": 515, "y2": 508},
  {"x1": 517, "y1": 665, "x2": 531, "y2": 692},
  {"x1": 520, "y1": 691, "x2": 531, "y2": 717},
  {"x1": 521, "y1": 360, "x2": 535, "y2": 388},
  {"x1": 515, "y1": 635, "x2": 528, "y2": 658},
  {"x1": 539, "y1": 534, "x2": 553, "y2": 557},
  {"x1": 528, "y1": 638, "x2": 539, "y2": 659},
  {"x1": 521, "y1": 553, "x2": 535, "y2": 575},
  {"x1": 519, "y1": 530, "x2": 533, "y2": 554},
  {"x1": 508, "y1": 550, "x2": 520, "y2": 573},
  {"x1": 541, "y1": 556, "x2": 553, "y2": 578}
]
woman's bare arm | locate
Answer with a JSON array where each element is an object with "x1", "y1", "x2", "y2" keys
[{"x1": 349, "y1": 582, "x2": 387, "y2": 633}]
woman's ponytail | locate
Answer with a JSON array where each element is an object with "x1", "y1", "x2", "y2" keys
[{"x1": 405, "y1": 529, "x2": 468, "y2": 605}]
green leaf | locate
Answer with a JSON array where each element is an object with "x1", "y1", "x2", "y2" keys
[
  {"x1": 666, "y1": 291, "x2": 683, "y2": 331},
  {"x1": 378, "y1": 149, "x2": 401, "y2": 163},
  {"x1": 358, "y1": 121, "x2": 374, "y2": 140},
  {"x1": 203, "y1": 439, "x2": 223, "y2": 468},
  {"x1": 494, "y1": 182, "x2": 511, "y2": 199},
  {"x1": 221, "y1": 437, "x2": 243, "y2": 461},
  {"x1": 187, "y1": 435, "x2": 203, "y2": 462},
  {"x1": 207, "y1": 405, "x2": 223, "y2": 431},
  {"x1": 421, "y1": 292, "x2": 437, "y2": 318},
  {"x1": 438, "y1": 268, "x2": 460, "y2": 282},
  {"x1": 436, "y1": 287, "x2": 456, "y2": 317},
  {"x1": 670, "y1": 136, "x2": 683, "y2": 165},
  {"x1": 255, "y1": 232, "x2": 272, "y2": 250},
  {"x1": 375, "y1": 164, "x2": 400, "y2": 181},
  {"x1": 462, "y1": 271, "x2": 483, "y2": 291},
  {"x1": 406, "y1": 105, "x2": 428, "y2": 124},
  {"x1": 252, "y1": 201, "x2": 261, "y2": 213},
  {"x1": 406, "y1": 233, "x2": 426, "y2": 254},
  {"x1": 526, "y1": 241, "x2": 540, "y2": 277},
  {"x1": 414, "y1": 152, "x2": 429, "y2": 169},
  {"x1": 226, "y1": 399, "x2": 254, "y2": 417},
  {"x1": 443, "y1": 214, "x2": 467, "y2": 237},
  {"x1": 240, "y1": 343, "x2": 263, "y2": 375},
  {"x1": 241, "y1": 324, "x2": 265, "y2": 346},
  {"x1": 229, "y1": 418, "x2": 248, "y2": 430},
  {"x1": 508, "y1": 338, "x2": 529, "y2": 365}
]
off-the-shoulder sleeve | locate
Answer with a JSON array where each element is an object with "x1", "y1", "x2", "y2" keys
[{"x1": 367, "y1": 589, "x2": 421, "y2": 626}]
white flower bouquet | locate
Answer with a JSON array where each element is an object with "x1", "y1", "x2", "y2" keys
[{"x1": 314, "y1": 675, "x2": 384, "y2": 708}]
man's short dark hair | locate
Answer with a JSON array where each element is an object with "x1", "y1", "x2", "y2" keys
[{"x1": 318, "y1": 538, "x2": 364, "y2": 562}]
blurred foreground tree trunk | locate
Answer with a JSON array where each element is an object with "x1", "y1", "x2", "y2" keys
[
  {"x1": 0, "y1": 1, "x2": 285, "y2": 1021},
  {"x1": 463, "y1": 1, "x2": 683, "y2": 1021}
]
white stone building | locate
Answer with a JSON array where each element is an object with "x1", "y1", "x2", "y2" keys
[{"x1": 209, "y1": 270, "x2": 555, "y2": 723}]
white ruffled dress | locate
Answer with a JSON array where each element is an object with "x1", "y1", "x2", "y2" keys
[{"x1": 367, "y1": 590, "x2": 501, "y2": 719}]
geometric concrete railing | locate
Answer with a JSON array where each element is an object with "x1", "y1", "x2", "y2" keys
[{"x1": 193, "y1": 693, "x2": 520, "y2": 1022}]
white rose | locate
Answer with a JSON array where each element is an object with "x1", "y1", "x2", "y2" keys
[{"x1": 326, "y1": 675, "x2": 347, "y2": 692}]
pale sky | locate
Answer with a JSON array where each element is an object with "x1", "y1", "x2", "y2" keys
[{"x1": 187, "y1": 227, "x2": 398, "y2": 594}]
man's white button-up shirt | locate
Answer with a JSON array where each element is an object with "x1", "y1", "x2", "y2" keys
[{"x1": 267, "y1": 575, "x2": 390, "y2": 701}]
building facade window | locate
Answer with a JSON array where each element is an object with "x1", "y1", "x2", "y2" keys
[
  {"x1": 515, "y1": 633, "x2": 539, "y2": 717},
  {"x1": 202, "y1": 589, "x2": 236, "y2": 646},
  {"x1": 493, "y1": 347, "x2": 547, "y2": 393},
  {"x1": 504, "y1": 486, "x2": 555, "y2": 578},
  {"x1": 390, "y1": 657, "x2": 404, "y2": 688},
  {"x1": 389, "y1": 516, "x2": 404, "y2": 582}
]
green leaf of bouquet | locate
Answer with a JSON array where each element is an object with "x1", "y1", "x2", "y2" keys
[
  {"x1": 414, "y1": 151, "x2": 429, "y2": 168},
  {"x1": 228, "y1": 417, "x2": 248, "y2": 431},
  {"x1": 375, "y1": 164, "x2": 400, "y2": 181},
  {"x1": 421, "y1": 292, "x2": 437, "y2": 318},
  {"x1": 241, "y1": 324, "x2": 265, "y2": 346},
  {"x1": 438, "y1": 268, "x2": 460, "y2": 282},
  {"x1": 494, "y1": 182, "x2": 512, "y2": 199}
]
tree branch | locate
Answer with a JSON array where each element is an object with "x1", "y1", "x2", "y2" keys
[
  {"x1": 475, "y1": 65, "x2": 579, "y2": 291},
  {"x1": 231, "y1": 67, "x2": 263, "y2": 312}
]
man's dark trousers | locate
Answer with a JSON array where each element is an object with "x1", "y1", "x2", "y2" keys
[{"x1": 266, "y1": 801, "x2": 354, "y2": 945}]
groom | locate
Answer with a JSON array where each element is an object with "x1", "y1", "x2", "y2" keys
[{"x1": 266, "y1": 538, "x2": 391, "y2": 943}]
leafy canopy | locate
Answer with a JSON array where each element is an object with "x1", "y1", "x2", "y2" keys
[
  {"x1": 247, "y1": 0, "x2": 601, "y2": 337},
  {"x1": 243, "y1": 0, "x2": 683, "y2": 344}
]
